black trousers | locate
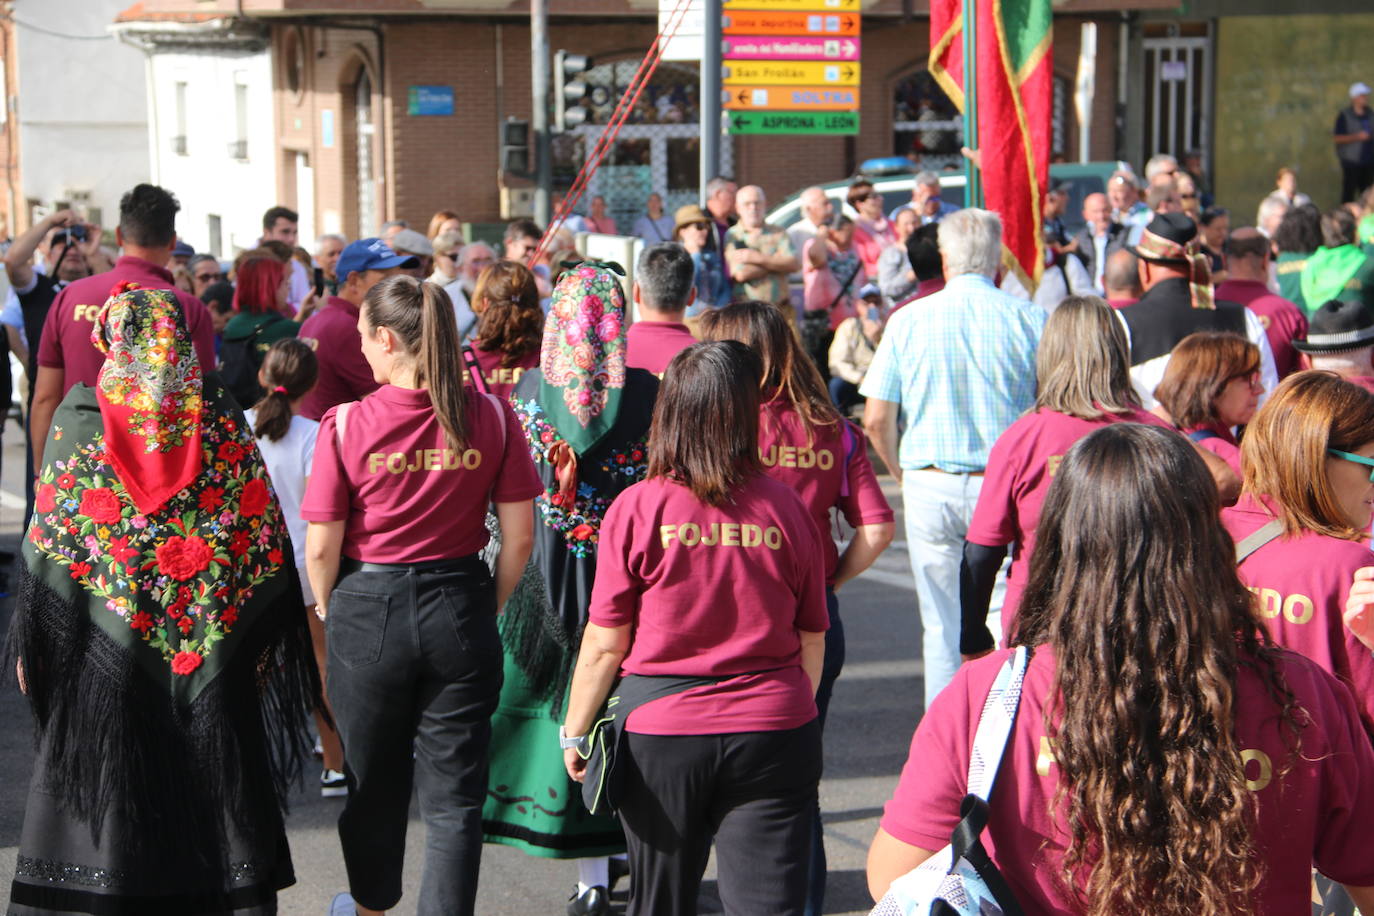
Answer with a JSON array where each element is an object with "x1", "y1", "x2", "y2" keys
[
  {"x1": 1342, "y1": 161, "x2": 1374, "y2": 203},
  {"x1": 618, "y1": 720, "x2": 822, "y2": 916},
  {"x1": 325, "y1": 558, "x2": 503, "y2": 916}
]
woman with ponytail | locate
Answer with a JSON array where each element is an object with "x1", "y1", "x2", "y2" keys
[
  {"x1": 301, "y1": 276, "x2": 541, "y2": 916},
  {"x1": 869, "y1": 423, "x2": 1374, "y2": 915}
]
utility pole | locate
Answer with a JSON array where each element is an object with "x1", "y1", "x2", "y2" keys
[
  {"x1": 699, "y1": 0, "x2": 722, "y2": 203},
  {"x1": 531, "y1": 0, "x2": 552, "y2": 226}
]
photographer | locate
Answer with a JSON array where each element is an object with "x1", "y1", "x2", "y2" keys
[{"x1": 4, "y1": 210, "x2": 106, "y2": 377}]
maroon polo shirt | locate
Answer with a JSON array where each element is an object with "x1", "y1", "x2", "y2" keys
[
  {"x1": 297, "y1": 295, "x2": 380, "y2": 421},
  {"x1": 625, "y1": 321, "x2": 697, "y2": 376},
  {"x1": 1215, "y1": 278, "x2": 1309, "y2": 378},
  {"x1": 38, "y1": 255, "x2": 217, "y2": 392}
]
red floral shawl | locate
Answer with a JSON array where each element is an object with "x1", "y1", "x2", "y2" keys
[{"x1": 90, "y1": 284, "x2": 205, "y2": 514}]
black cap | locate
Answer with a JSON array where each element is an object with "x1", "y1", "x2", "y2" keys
[
  {"x1": 1129, "y1": 211, "x2": 1198, "y2": 265},
  {"x1": 1293, "y1": 298, "x2": 1374, "y2": 353}
]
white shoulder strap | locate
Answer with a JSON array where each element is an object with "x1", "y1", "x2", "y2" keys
[{"x1": 965, "y1": 646, "x2": 1030, "y2": 802}]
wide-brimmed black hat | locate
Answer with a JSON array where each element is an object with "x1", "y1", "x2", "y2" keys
[
  {"x1": 1293, "y1": 298, "x2": 1374, "y2": 353},
  {"x1": 1128, "y1": 211, "x2": 1197, "y2": 265}
]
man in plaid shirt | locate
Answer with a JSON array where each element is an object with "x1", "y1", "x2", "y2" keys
[{"x1": 860, "y1": 208, "x2": 1044, "y2": 709}]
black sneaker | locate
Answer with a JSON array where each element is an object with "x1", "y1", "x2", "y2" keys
[
  {"x1": 567, "y1": 885, "x2": 609, "y2": 916},
  {"x1": 608, "y1": 855, "x2": 629, "y2": 892},
  {"x1": 320, "y1": 769, "x2": 347, "y2": 798}
]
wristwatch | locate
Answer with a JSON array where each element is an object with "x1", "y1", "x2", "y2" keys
[{"x1": 558, "y1": 726, "x2": 586, "y2": 750}]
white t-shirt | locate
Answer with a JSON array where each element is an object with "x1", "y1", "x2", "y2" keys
[{"x1": 245, "y1": 408, "x2": 319, "y2": 600}]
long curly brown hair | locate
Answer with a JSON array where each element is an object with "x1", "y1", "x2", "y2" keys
[
  {"x1": 472, "y1": 259, "x2": 542, "y2": 368},
  {"x1": 1011, "y1": 423, "x2": 1301, "y2": 915}
]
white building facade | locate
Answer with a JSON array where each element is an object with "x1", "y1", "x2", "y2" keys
[{"x1": 113, "y1": 16, "x2": 276, "y2": 259}]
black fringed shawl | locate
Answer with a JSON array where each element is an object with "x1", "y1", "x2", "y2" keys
[{"x1": 5, "y1": 377, "x2": 320, "y2": 874}]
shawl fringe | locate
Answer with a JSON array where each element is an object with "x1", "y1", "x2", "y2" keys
[
  {"x1": 499, "y1": 559, "x2": 580, "y2": 712},
  {"x1": 4, "y1": 563, "x2": 320, "y2": 874}
]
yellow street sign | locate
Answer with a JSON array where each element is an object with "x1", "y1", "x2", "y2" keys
[{"x1": 722, "y1": 60, "x2": 860, "y2": 86}]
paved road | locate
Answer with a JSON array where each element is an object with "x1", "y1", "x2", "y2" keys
[{"x1": 0, "y1": 430, "x2": 927, "y2": 916}]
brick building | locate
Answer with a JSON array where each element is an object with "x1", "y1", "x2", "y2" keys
[{"x1": 116, "y1": 0, "x2": 1179, "y2": 249}]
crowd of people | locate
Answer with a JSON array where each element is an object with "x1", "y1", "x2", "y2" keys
[{"x1": 4, "y1": 135, "x2": 1374, "y2": 916}]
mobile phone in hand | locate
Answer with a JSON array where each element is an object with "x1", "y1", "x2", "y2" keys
[{"x1": 313, "y1": 267, "x2": 324, "y2": 298}]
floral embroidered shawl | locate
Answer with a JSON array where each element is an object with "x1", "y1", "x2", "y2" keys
[
  {"x1": 91, "y1": 285, "x2": 205, "y2": 514},
  {"x1": 538, "y1": 263, "x2": 628, "y2": 455}
]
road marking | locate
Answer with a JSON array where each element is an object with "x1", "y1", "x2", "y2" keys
[{"x1": 0, "y1": 488, "x2": 23, "y2": 510}]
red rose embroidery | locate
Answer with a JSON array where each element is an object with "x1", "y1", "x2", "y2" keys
[
  {"x1": 239, "y1": 478, "x2": 270, "y2": 518},
  {"x1": 176, "y1": 615, "x2": 194, "y2": 635},
  {"x1": 69, "y1": 561, "x2": 92, "y2": 579},
  {"x1": 571, "y1": 524, "x2": 594, "y2": 541},
  {"x1": 170, "y1": 651, "x2": 202, "y2": 676},
  {"x1": 79, "y1": 488, "x2": 123, "y2": 525},
  {"x1": 221, "y1": 606, "x2": 239, "y2": 627},
  {"x1": 217, "y1": 441, "x2": 246, "y2": 463},
  {"x1": 268, "y1": 548, "x2": 283, "y2": 565},
  {"x1": 198, "y1": 486, "x2": 226, "y2": 512},
  {"x1": 156, "y1": 535, "x2": 213, "y2": 580},
  {"x1": 108, "y1": 535, "x2": 138, "y2": 565},
  {"x1": 229, "y1": 531, "x2": 252, "y2": 558},
  {"x1": 129, "y1": 611, "x2": 153, "y2": 633},
  {"x1": 35, "y1": 484, "x2": 57, "y2": 514},
  {"x1": 57, "y1": 473, "x2": 77, "y2": 489}
]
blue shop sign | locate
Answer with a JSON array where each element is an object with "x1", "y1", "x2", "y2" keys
[{"x1": 408, "y1": 86, "x2": 454, "y2": 116}]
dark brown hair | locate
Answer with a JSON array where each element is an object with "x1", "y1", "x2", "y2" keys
[
  {"x1": 846, "y1": 179, "x2": 876, "y2": 207},
  {"x1": 472, "y1": 260, "x2": 542, "y2": 368},
  {"x1": 1153, "y1": 332, "x2": 1260, "y2": 430},
  {"x1": 363, "y1": 276, "x2": 468, "y2": 450},
  {"x1": 647, "y1": 341, "x2": 763, "y2": 506},
  {"x1": 250, "y1": 338, "x2": 318, "y2": 442},
  {"x1": 1241, "y1": 370, "x2": 1374, "y2": 539},
  {"x1": 1013, "y1": 423, "x2": 1300, "y2": 916},
  {"x1": 699, "y1": 300, "x2": 839, "y2": 444}
]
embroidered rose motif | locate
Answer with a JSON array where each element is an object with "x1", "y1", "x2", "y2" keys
[
  {"x1": 198, "y1": 486, "x2": 225, "y2": 512},
  {"x1": 156, "y1": 535, "x2": 213, "y2": 580},
  {"x1": 78, "y1": 487, "x2": 123, "y2": 525},
  {"x1": 69, "y1": 561, "x2": 92, "y2": 580},
  {"x1": 35, "y1": 484, "x2": 57, "y2": 514},
  {"x1": 129, "y1": 611, "x2": 153, "y2": 632},
  {"x1": 170, "y1": 651, "x2": 202, "y2": 676},
  {"x1": 571, "y1": 524, "x2": 594, "y2": 540},
  {"x1": 57, "y1": 473, "x2": 77, "y2": 489},
  {"x1": 239, "y1": 478, "x2": 269, "y2": 518}
]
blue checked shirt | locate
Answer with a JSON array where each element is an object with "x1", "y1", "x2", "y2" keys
[{"x1": 860, "y1": 273, "x2": 1044, "y2": 472}]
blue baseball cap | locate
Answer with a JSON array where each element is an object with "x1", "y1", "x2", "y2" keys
[
  {"x1": 335, "y1": 237, "x2": 419, "y2": 284},
  {"x1": 173, "y1": 239, "x2": 195, "y2": 258}
]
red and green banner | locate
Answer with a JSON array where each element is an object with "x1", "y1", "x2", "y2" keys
[{"x1": 930, "y1": 0, "x2": 1052, "y2": 288}]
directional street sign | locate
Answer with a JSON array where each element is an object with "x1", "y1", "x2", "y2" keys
[
  {"x1": 723, "y1": 36, "x2": 860, "y2": 61},
  {"x1": 721, "y1": 11, "x2": 860, "y2": 36},
  {"x1": 728, "y1": 111, "x2": 859, "y2": 135},
  {"x1": 723, "y1": 85, "x2": 859, "y2": 110},
  {"x1": 722, "y1": 61, "x2": 860, "y2": 86},
  {"x1": 724, "y1": 0, "x2": 860, "y2": 11}
]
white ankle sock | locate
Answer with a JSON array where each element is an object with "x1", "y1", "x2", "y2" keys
[{"x1": 577, "y1": 856, "x2": 609, "y2": 892}]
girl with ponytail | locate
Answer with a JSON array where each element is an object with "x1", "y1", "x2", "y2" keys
[
  {"x1": 246, "y1": 339, "x2": 346, "y2": 798},
  {"x1": 301, "y1": 276, "x2": 542, "y2": 916}
]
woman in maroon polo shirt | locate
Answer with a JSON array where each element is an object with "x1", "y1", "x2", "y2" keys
[
  {"x1": 869, "y1": 423, "x2": 1374, "y2": 914},
  {"x1": 700, "y1": 299, "x2": 893, "y2": 915},
  {"x1": 1154, "y1": 330, "x2": 1263, "y2": 478},
  {"x1": 463, "y1": 259, "x2": 542, "y2": 400},
  {"x1": 562, "y1": 341, "x2": 829, "y2": 916},
  {"x1": 1221, "y1": 371, "x2": 1374, "y2": 736},
  {"x1": 301, "y1": 276, "x2": 542, "y2": 916}
]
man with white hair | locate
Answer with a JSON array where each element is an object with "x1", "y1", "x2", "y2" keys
[
  {"x1": 725, "y1": 185, "x2": 798, "y2": 312},
  {"x1": 787, "y1": 186, "x2": 833, "y2": 257},
  {"x1": 1108, "y1": 170, "x2": 1152, "y2": 245},
  {"x1": 1144, "y1": 153, "x2": 1178, "y2": 183},
  {"x1": 314, "y1": 233, "x2": 346, "y2": 295},
  {"x1": 1255, "y1": 195, "x2": 1289, "y2": 239},
  {"x1": 891, "y1": 170, "x2": 958, "y2": 225},
  {"x1": 444, "y1": 241, "x2": 496, "y2": 341},
  {"x1": 860, "y1": 208, "x2": 1044, "y2": 708}
]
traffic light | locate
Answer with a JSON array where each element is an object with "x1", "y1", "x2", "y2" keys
[
  {"x1": 501, "y1": 117, "x2": 530, "y2": 176},
  {"x1": 554, "y1": 50, "x2": 591, "y2": 132}
]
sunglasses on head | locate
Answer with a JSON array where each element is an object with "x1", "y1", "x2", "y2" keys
[
  {"x1": 852, "y1": 192, "x2": 875, "y2": 203},
  {"x1": 1329, "y1": 449, "x2": 1374, "y2": 482}
]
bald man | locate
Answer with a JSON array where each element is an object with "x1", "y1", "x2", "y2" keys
[
  {"x1": 788, "y1": 186, "x2": 833, "y2": 259},
  {"x1": 1070, "y1": 191, "x2": 1126, "y2": 292},
  {"x1": 725, "y1": 185, "x2": 799, "y2": 309}
]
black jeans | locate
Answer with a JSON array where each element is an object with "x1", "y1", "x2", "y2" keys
[
  {"x1": 805, "y1": 589, "x2": 844, "y2": 916},
  {"x1": 1342, "y1": 161, "x2": 1374, "y2": 203},
  {"x1": 325, "y1": 557, "x2": 503, "y2": 916},
  {"x1": 618, "y1": 720, "x2": 822, "y2": 916}
]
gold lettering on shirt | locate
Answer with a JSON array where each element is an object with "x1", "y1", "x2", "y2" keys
[
  {"x1": 1046, "y1": 454, "x2": 1063, "y2": 478},
  {"x1": 1245, "y1": 586, "x2": 1314, "y2": 624},
  {"x1": 482, "y1": 367, "x2": 526, "y2": 386},
  {"x1": 659, "y1": 523, "x2": 783, "y2": 550},
  {"x1": 759, "y1": 445, "x2": 835, "y2": 471},
  {"x1": 1036, "y1": 736, "x2": 1057, "y2": 777},
  {"x1": 72, "y1": 303, "x2": 103, "y2": 322},
  {"x1": 301, "y1": 336, "x2": 320, "y2": 351},
  {"x1": 366, "y1": 449, "x2": 482, "y2": 474}
]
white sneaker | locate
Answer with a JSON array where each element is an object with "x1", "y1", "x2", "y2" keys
[
  {"x1": 329, "y1": 892, "x2": 356, "y2": 916},
  {"x1": 321, "y1": 768, "x2": 348, "y2": 798}
]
